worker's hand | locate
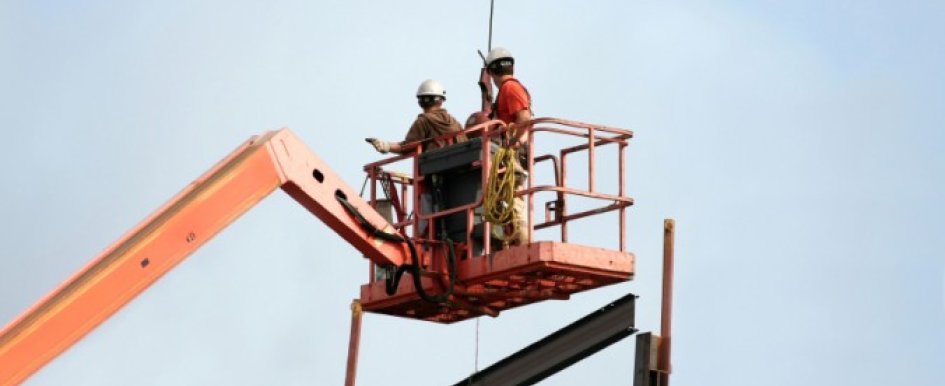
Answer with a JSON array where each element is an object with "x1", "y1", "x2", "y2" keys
[{"x1": 365, "y1": 138, "x2": 391, "y2": 154}]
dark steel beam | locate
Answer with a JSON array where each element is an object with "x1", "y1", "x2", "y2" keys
[
  {"x1": 453, "y1": 293, "x2": 637, "y2": 386},
  {"x1": 633, "y1": 332, "x2": 659, "y2": 386}
]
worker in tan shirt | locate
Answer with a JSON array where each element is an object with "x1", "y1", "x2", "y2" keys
[
  {"x1": 366, "y1": 80, "x2": 467, "y2": 240},
  {"x1": 367, "y1": 79, "x2": 466, "y2": 154}
]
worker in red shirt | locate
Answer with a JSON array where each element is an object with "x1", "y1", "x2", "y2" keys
[
  {"x1": 486, "y1": 48, "x2": 533, "y2": 134},
  {"x1": 485, "y1": 47, "x2": 531, "y2": 245}
]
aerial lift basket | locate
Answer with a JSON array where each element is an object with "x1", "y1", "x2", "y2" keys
[{"x1": 358, "y1": 118, "x2": 635, "y2": 322}]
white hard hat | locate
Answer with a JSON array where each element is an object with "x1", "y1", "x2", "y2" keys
[
  {"x1": 485, "y1": 47, "x2": 514, "y2": 67},
  {"x1": 416, "y1": 79, "x2": 446, "y2": 99}
]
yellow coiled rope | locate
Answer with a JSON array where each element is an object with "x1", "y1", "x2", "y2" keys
[{"x1": 483, "y1": 126, "x2": 524, "y2": 245}]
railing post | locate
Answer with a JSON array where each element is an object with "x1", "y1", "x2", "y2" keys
[
  {"x1": 527, "y1": 125, "x2": 535, "y2": 245},
  {"x1": 368, "y1": 168, "x2": 377, "y2": 282},
  {"x1": 482, "y1": 124, "x2": 493, "y2": 255},
  {"x1": 618, "y1": 143, "x2": 626, "y2": 252},
  {"x1": 559, "y1": 149, "x2": 568, "y2": 243},
  {"x1": 588, "y1": 126, "x2": 596, "y2": 192}
]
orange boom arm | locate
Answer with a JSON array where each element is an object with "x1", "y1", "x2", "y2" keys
[{"x1": 0, "y1": 129, "x2": 408, "y2": 386}]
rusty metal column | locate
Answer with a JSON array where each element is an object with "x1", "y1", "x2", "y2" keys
[
  {"x1": 659, "y1": 219, "x2": 675, "y2": 385},
  {"x1": 345, "y1": 299, "x2": 364, "y2": 386}
]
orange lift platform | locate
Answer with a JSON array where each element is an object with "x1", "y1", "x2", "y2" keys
[
  {"x1": 357, "y1": 117, "x2": 635, "y2": 322},
  {"x1": 0, "y1": 117, "x2": 634, "y2": 385}
]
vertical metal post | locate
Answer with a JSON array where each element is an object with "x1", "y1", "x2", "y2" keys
[
  {"x1": 369, "y1": 167, "x2": 377, "y2": 206},
  {"x1": 559, "y1": 151, "x2": 568, "y2": 242},
  {"x1": 633, "y1": 332, "x2": 658, "y2": 386},
  {"x1": 618, "y1": 143, "x2": 626, "y2": 252},
  {"x1": 588, "y1": 127, "x2": 596, "y2": 192},
  {"x1": 482, "y1": 126, "x2": 493, "y2": 255},
  {"x1": 466, "y1": 208, "x2": 475, "y2": 257},
  {"x1": 345, "y1": 299, "x2": 364, "y2": 386},
  {"x1": 369, "y1": 169, "x2": 378, "y2": 283},
  {"x1": 402, "y1": 179, "x2": 409, "y2": 226},
  {"x1": 527, "y1": 127, "x2": 535, "y2": 245},
  {"x1": 488, "y1": 0, "x2": 495, "y2": 52},
  {"x1": 659, "y1": 219, "x2": 675, "y2": 385}
]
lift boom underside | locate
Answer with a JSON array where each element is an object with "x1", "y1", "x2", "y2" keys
[{"x1": 0, "y1": 129, "x2": 408, "y2": 386}]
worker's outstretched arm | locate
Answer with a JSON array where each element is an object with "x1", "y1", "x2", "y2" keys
[
  {"x1": 0, "y1": 129, "x2": 409, "y2": 386},
  {"x1": 365, "y1": 137, "x2": 419, "y2": 154}
]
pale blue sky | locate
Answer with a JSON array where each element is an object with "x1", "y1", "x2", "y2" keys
[{"x1": 1, "y1": 1, "x2": 943, "y2": 385}]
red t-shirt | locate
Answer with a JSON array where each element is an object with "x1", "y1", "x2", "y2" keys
[{"x1": 495, "y1": 78, "x2": 531, "y2": 124}]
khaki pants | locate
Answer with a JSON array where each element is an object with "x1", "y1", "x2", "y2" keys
[
  {"x1": 510, "y1": 195, "x2": 529, "y2": 245},
  {"x1": 509, "y1": 163, "x2": 529, "y2": 245}
]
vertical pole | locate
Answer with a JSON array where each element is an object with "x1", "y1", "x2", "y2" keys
[
  {"x1": 466, "y1": 208, "x2": 475, "y2": 257},
  {"x1": 345, "y1": 299, "x2": 364, "y2": 386},
  {"x1": 559, "y1": 151, "x2": 568, "y2": 243},
  {"x1": 659, "y1": 219, "x2": 675, "y2": 385},
  {"x1": 482, "y1": 126, "x2": 492, "y2": 255},
  {"x1": 588, "y1": 127, "x2": 596, "y2": 192},
  {"x1": 618, "y1": 143, "x2": 626, "y2": 252},
  {"x1": 369, "y1": 167, "x2": 377, "y2": 206},
  {"x1": 402, "y1": 179, "x2": 409, "y2": 226},
  {"x1": 369, "y1": 169, "x2": 378, "y2": 283},
  {"x1": 527, "y1": 127, "x2": 535, "y2": 245},
  {"x1": 488, "y1": 0, "x2": 495, "y2": 52}
]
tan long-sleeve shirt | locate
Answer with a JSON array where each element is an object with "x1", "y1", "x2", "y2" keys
[{"x1": 405, "y1": 109, "x2": 468, "y2": 151}]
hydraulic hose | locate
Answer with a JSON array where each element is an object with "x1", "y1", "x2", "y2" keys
[{"x1": 336, "y1": 192, "x2": 455, "y2": 304}]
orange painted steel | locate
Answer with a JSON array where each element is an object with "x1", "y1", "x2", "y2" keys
[
  {"x1": 360, "y1": 242, "x2": 633, "y2": 323},
  {"x1": 359, "y1": 117, "x2": 636, "y2": 323},
  {"x1": 344, "y1": 300, "x2": 363, "y2": 386},
  {"x1": 0, "y1": 116, "x2": 636, "y2": 383},
  {"x1": 0, "y1": 129, "x2": 409, "y2": 386}
]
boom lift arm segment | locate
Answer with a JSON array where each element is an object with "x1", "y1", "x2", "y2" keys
[{"x1": 0, "y1": 129, "x2": 408, "y2": 386}]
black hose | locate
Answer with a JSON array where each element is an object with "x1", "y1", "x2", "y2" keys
[{"x1": 336, "y1": 192, "x2": 456, "y2": 304}]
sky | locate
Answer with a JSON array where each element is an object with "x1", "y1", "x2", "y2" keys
[{"x1": 1, "y1": 0, "x2": 944, "y2": 385}]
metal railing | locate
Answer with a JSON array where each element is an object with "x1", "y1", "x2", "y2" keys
[{"x1": 363, "y1": 117, "x2": 633, "y2": 278}]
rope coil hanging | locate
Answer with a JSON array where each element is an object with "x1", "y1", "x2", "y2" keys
[{"x1": 483, "y1": 124, "x2": 524, "y2": 245}]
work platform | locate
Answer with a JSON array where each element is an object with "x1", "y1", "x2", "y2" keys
[
  {"x1": 357, "y1": 118, "x2": 636, "y2": 323},
  {"x1": 361, "y1": 241, "x2": 634, "y2": 322}
]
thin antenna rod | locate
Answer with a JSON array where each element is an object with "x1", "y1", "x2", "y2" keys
[{"x1": 488, "y1": 0, "x2": 495, "y2": 51}]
